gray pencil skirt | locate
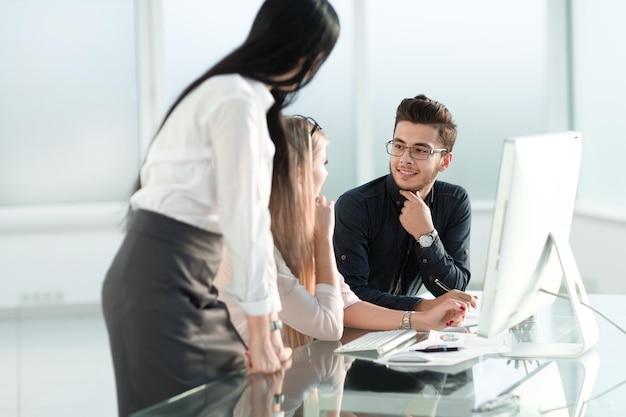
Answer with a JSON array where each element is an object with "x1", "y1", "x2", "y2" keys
[{"x1": 101, "y1": 209, "x2": 247, "y2": 417}]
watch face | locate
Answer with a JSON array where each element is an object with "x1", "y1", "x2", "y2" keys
[{"x1": 419, "y1": 234, "x2": 434, "y2": 247}]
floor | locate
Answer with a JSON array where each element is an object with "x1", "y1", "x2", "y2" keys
[{"x1": 0, "y1": 304, "x2": 117, "y2": 417}]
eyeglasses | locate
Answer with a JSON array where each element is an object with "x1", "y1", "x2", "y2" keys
[
  {"x1": 293, "y1": 114, "x2": 322, "y2": 136},
  {"x1": 385, "y1": 140, "x2": 448, "y2": 160}
]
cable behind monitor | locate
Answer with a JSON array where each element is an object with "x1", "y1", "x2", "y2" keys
[{"x1": 539, "y1": 288, "x2": 626, "y2": 335}]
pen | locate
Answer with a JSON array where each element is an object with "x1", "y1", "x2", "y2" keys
[
  {"x1": 415, "y1": 345, "x2": 459, "y2": 353},
  {"x1": 434, "y1": 278, "x2": 451, "y2": 292}
]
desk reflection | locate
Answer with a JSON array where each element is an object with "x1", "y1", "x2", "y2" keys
[
  {"x1": 338, "y1": 360, "x2": 472, "y2": 417},
  {"x1": 281, "y1": 340, "x2": 348, "y2": 416},
  {"x1": 130, "y1": 340, "x2": 348, "y2": 417},
  {"x1": 131, "y1": 338, "x2": 599, "y2": 417}
]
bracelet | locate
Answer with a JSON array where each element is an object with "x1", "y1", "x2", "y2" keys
[
  {"x1": 399, "y1": 311, "x2": 414, "y2": 330},
  {"x1": 270, "y1": 319, "x2": 283, "y2": 331}
]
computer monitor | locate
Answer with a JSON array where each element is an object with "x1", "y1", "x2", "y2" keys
[{"x1": 476, "y1": 131, "x2": 598, "y2": 358}]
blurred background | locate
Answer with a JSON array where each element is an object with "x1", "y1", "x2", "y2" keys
[{"x1": 1, "y1": 0, "x2": 625, "y2": 310}]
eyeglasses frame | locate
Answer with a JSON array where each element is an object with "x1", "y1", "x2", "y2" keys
[
  {"x1": 385, "y1": 140, "x2": 448, "y2": 160},
  {"x1": 292, "y1": 114, "x2": 322, "y2": 136}
]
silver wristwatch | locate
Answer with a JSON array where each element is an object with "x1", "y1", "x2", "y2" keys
[
  {"x1": 399, "y1": 311, "x2": 414, "y2": 330},
  {"x1": 417, "y1": 229, "x2": 438, "y2": 248},
  {"x1": 270, "y1": 319, "x2": 283, "y2": 331}
]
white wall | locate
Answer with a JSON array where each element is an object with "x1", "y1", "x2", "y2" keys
[
  {"x1": 0, "y1": 203, "x2": 126, "y2": 307},
  {"x1": 467, "y1": 211, "x2": 626, "y2": 295},
  {"x1": 571, "y1": 0, "x2": 626, "y2": 211},
  {"x1": 0, "y1": 0, "x2": 140, "y2": 205}
]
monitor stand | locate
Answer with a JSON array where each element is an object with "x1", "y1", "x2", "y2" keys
[
  {"x1": 563, "y1": 350, "x2": 600, "y2": 417},
  {"x1": 501, "y1": 233, "x2": 599, "y2": 359}
]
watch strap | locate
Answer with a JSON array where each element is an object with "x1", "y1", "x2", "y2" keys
[
  {"x1": 270, "y1": 319, "x2": 283, "y2": 331},
  {"x1": 399, "y1": 311, "x2": 414, "y2": 330}
]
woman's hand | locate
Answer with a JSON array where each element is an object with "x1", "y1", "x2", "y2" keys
[
  {"x1": 246, "y1": 314, "x2": 292, "y2": 374},
  {"x1": 314, "y1": 194, "x2": 335, "y2": 242},
  {"x1": 421, "y1": 298, "x2": 469, "y2": 330},
  {"x1": 415, "y1": 289, "x2": 477, "y2": 312}
]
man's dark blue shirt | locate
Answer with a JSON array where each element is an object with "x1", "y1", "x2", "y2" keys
[{"x1": 333, "y1": 174, "x2": 471, "y2": 311}]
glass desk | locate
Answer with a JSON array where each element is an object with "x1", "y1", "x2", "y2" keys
[{"x1": 131, "y1": 294, "x2": 626, "y2": 416}]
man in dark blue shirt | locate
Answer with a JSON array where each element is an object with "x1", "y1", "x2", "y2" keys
[{"x1": 334, "y1": 94, "x2": 477, "y2": 313}]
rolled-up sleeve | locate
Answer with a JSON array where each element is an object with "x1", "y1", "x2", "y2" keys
[{"x1": 275, "y1": 251, "x2": 344, "y2": 341}]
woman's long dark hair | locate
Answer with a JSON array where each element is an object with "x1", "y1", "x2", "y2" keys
[{"x1": 132, "y1": 0, "x2": 340, "y2": 199}]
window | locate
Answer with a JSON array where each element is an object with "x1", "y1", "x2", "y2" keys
[{"x1": 0, "y1": 0, "x2": 140, "y2": 206}]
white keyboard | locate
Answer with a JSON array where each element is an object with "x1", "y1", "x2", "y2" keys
[{"x1": 334, "y1": 329, "x2": 417, "y2": 356}]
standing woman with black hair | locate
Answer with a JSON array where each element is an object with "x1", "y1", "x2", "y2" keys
[{"x1": 101, "y1": 1, "x2": 340, "y2": 415}]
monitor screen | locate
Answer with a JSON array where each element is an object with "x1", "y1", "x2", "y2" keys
[{"x1": 476, "y1": 131, "x2": 598, "y2": 357}]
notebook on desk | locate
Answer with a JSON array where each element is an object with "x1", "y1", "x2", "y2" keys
[{"x1": 375, "y1": 330, "x2": 511, "y2": 373}]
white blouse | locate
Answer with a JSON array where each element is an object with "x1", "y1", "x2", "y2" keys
[{"x1": 130, "y1": 74, "x2": 281, "y2": 316}]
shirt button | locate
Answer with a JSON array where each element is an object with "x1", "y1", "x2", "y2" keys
[
  {"x1": 421, "y1": 259, "x2": 428, "y2": 264},
  {"x1": 340, "y1": 254, "x2": 347, "y2": 261}
]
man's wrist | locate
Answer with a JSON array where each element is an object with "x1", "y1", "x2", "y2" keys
[{"x1": 416, "y1": 229, "x2": 438, "y2": 248}]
